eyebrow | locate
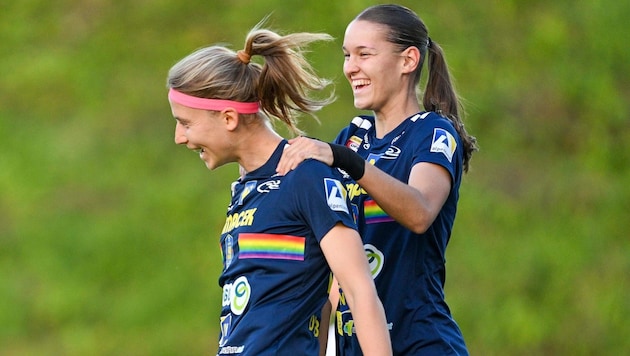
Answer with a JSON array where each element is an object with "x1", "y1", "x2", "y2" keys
[
  {"x1": 342, "y1": 44, "x2": 377, "y2": 51},
  {"x1": 174, "y1": 116, "x2": 190, "y2": 125}
]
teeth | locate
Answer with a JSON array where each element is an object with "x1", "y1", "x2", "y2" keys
[{"x1": 352, "y1": 79, "x2": 371, "y2": 88}]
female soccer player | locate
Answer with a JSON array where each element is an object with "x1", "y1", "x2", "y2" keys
[
  {"x1": 277, "y1": 4, "x2": 478, "y2": 355},
  {"x1": 166, "y1": 22, "x2": 391, "y2": 355}
]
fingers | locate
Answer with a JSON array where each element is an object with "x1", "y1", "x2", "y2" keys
[
  {"x1": 277, "y1": 139, "x2": 307, "y2": 175},
  {"x1": 276, "y1": 136, "x2": 330, "y2": 175}
]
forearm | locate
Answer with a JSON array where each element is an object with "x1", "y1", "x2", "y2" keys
[
  {"x1": 357, "y1": 163, "x2": 436, "y2": 233},
  {"x1": 343, "y1": 289, "x2": 392, "y2": 356},
  {"x1": 330, "y1": 144, "x2": 441, "y2": 233},
  {"x1": 321, "y1": 226, "x2": 392, "y2": 355}
]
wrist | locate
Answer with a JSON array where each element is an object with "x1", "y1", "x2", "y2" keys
[{"x1": 328, "y1": 143, "x2": 366, "y2": 180}]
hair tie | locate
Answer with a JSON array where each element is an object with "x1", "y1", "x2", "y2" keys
[
  {"x1": 236, "y1": 50, "x2": 251, "y2": 64},
  {"x1": 427, "y1": 37, "x2": 433, "y2": 49}
]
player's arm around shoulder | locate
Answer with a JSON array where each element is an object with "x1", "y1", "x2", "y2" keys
[{"x1": 320, "y1": 223, "x2": 392, "y2": 356}]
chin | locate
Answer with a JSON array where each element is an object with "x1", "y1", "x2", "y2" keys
[
  {"x1": 203, "y1": 160, "x2": 217, "y2": 171},
  {"x1": 354, "y1": 102, "x2": 371, "y2": 111}
]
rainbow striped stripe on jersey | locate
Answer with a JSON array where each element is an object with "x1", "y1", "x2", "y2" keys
[
  {"x1": 363, "y1": 199, "x2": 394, "y2": 224},
  {"x1": 238, "y1": 233, "x2": 305, "y2": 261}
]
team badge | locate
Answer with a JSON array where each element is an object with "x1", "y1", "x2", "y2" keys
[
  {"x1": 224, "y1": 234, "x2": 234, "y2": 269},
  {"x1": 238, "y1": 181, "x2": 257, "y2": 205},
  {"x1": 366, "y1": 153, "x2": 382, "y2": 165},
  {"x1": 430, "y1": 128, "x2": 457, "y2": 162},
  {"x1": 351, "y1": 203, "x2": 359, "y2": 224},
  {"x1": 324, "y1": 178, "x2": 349, "y2": 214}
]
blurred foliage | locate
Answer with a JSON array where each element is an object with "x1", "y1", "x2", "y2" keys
[{"x1": 1, "y1": 0, "x2": 628, "y2": 355}]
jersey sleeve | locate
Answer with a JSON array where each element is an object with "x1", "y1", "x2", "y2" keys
[
  {"x1": 412, "y1": 114, "x2": 463, "y2": 182},
  {"x1": 287, "y1": 161, "x2": 357, "y2": 244}
]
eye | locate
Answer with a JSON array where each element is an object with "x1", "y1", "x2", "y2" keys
[{"x1": 176, "y1": 119, "x2": 190, "y2": 129}]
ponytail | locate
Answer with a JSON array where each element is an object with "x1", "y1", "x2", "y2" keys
[
  {"x1": 167, "y1": 21, "x2": 334, "y2": 137},
  {"x1": 243, "y1": 27, "x2": 335, "y2": 135},
  {"x1": 423, "y1": 40, "x2": 478, "y2": 172}
]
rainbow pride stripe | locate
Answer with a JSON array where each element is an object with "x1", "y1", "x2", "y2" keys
[
  {"x1": 364, "y1": 199, "x2": 394, "y2": 224},
  {"x1": 238, "y1": 233, "x2": 305, "y2": 261}
]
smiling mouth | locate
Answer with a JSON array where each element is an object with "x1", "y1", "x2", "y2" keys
[{"x1": 352, "y1": 79, "x2": 371, "y2": 90}]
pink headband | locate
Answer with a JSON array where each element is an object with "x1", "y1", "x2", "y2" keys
[{"x1": 168, "y1": 88, "x2": 260, "y2": 114}]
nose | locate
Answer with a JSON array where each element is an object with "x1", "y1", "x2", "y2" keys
[
  {"x1": 174, "y1": 122, "x2": 187, "y2": 145},
  {"x1": 343, "y1": 55, "x2": 358, "y2": 78}
]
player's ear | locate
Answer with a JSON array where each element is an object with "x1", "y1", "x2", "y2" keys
[
  {"x1": 401, "y1": 46, "x2": 421, "y2": 74},
  {"x1": 222, "y1": 108, "x2": 239, "y2": 131}
]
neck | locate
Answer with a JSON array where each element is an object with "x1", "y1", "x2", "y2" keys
[
  {"x1": 236, "y1": 125, "x2": 284, "y2": 173},
  {"x1": 373, "y1": 94, "x2": 421, "y2": 138}
]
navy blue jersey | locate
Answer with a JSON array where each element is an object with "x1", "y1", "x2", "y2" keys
[
  {"x1": 334, "y1": 112, "x2": 468, "y2": 355},
  {"x1": 217, "y1": 140, "x2": 356, "y2": 355}
]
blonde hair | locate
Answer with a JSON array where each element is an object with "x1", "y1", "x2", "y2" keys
[{"x1": 167, "y1": 21, "x2": 335, "y2": 135}]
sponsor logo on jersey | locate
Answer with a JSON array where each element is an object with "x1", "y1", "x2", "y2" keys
[
  {"x1": 381, "y1": 145, "x2": 401, "y2": 160},
  {"x1": 222, "y1": 276, "x2": 250, "y2": 315},
  {"x1": 218, "y1": 345, "x2": 244, "y2": 355},
  {"x1": 346, "y1": 183, "x2": 367, "y2": 201},
  {"x1": 391, "y1": 132, "x2": 403, "y2": 144},
  {"x1": 222, "y1": 208, "x2": 257, "y2": 234},
  {"x1": 257, "y1": 179, "x2": 281, "y2": 193},
  {"x1": 346, "y1": 135, "x2": 362, "y2": 151},
  {"x1": 364, "y1": 244, "x2": 384, "y2": 278},
  {"x1": 342, "y1": 318, "x2": 355, "y2": 337},
  {"x1": 324, "y1": 178, "x2": 349, "y2": 214},
  {"x1": 238, "y1": 233, "x2": 305, "y2": 261},
  {"x1": 430, "y1": 128, "x2": 457, "y2": 162},
  {"x1": 365, "y1": 145, "x2": 400, "y2": 165},
  {"x1": 218, "y1": 313, "x2": 232, "y2": 347},
  {"x1": 364, "y1": 199, "x2": 394, "y2": 224},
  {"x1": 336, "y1": 309, "x2": 355, "y2": 337},
  {"x1": 362, "y1": 133, "x2": 370, "y2": 150}
]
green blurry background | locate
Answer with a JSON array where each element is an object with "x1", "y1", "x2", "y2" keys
[{"x1": 1, "y1": 0, "x2": 628, "y2": 354}]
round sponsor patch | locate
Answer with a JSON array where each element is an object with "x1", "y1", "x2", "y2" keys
[
  {"x1": 230, "y1": 276, "x2": 251, "y2": 315},
  {"x1": 364, "y1": 244, "x2": 384, "y2": 278}
]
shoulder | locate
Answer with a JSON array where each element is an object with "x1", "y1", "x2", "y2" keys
[
  {"x1": 282, "y1": 160, "x2": 345, "y2": 197},
  {"x1": 289, "y1": 159, "x2": 341, "y2": 181},
  {"x1": 410, "y1": 112, "x2": 457, "y2": 133},
  {"x1": 407, "y1": 112, "x2": 460, "y2": 147}
]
